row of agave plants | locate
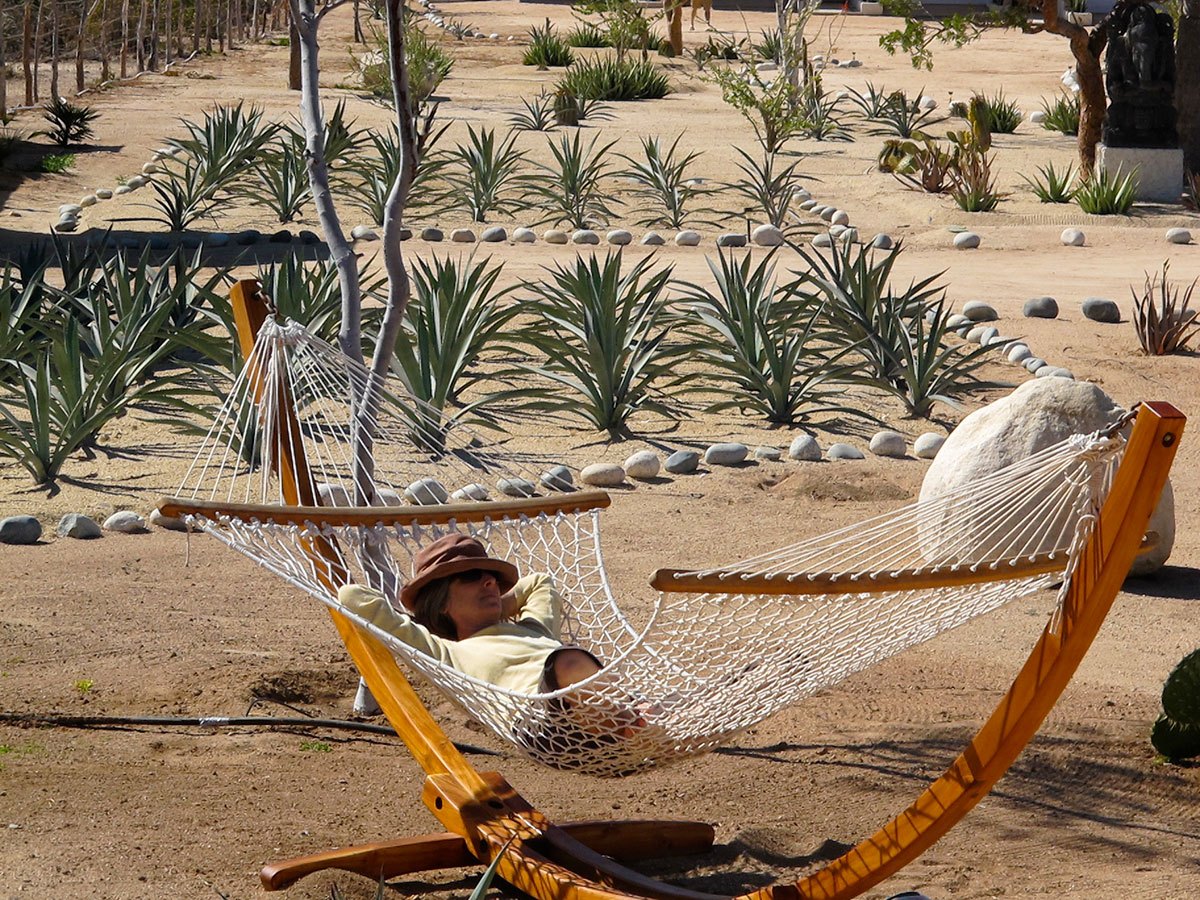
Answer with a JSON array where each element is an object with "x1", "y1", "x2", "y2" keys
[
  {"x1": 134, "y1": 102, "x2": 819, "y2": 233},
  {"x1": 0, "y1": 238, "x2": 1000, "y2": 486}
]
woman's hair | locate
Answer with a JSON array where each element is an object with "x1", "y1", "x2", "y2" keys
[{"x1": 411, "y1": 576, "x2": 458, "y2": 639}]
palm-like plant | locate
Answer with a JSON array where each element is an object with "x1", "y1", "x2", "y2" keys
[
  {"x1": 522, "y1": 131, "x2": 618, "y2": 229},
  {"x1": 41, "y1": 96, "x2": 100, "y2": 146},
  {"x1": 617, "y1": 135, "x2": 718, "y2": 229},
  {"x1": 517, "y1": 251, "x2": 680, "y2": 435},
  {"x1": 441, "y1": 126, "x2": 528, "y2": 222},
  {"x1": 676, "y1": 251, "x2": 865, "y2": 425}
]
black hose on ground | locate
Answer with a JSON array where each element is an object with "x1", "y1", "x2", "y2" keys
[{"x1": 0, "y1": 712, "x2": 502, "y2": 756}]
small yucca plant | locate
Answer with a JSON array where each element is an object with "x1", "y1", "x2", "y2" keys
[
  {"x1": 978, "y1": 90, "x2": 1022, "y2": 134},
  {"x1": 617, "y1": 134, "x2": 718, "y2": 229},
  {"x1": 950, "y1": 147, "x2": 1002, "y2": 212},
  {"x1": 510, "y1": 91, "x2": 557, "y2": 132},
  {"x1": 521, "y1": 131, "x2": 618, "y2": 229},
  {"x1": 1040, "y1": 92, "x2": 1080, "y2": 136},
  {"x1": 1075, "y1": 165, "x2": 1138, "y2": 215},
  {"x1": 1132, "y1": 262, "x2": 1200, "y2": 355},
  {"x1": 524, "y1": 18, "x2": 574, "y2": 67},
  {"x1": 1022, "y1": 161, "x2": 1077, "y2": 203}
]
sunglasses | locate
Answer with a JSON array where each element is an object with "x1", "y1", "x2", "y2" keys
[{"x1": 452, "y1": 569, "x2": 492, "y2": 584}]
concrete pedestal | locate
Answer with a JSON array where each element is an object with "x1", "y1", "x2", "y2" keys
[
  {"x1": 1097, "y1": 144, "x2": 1183, "y2": 203},
  {"x1": 858, "y1": 1, "x2": 884, "y2": 13}
]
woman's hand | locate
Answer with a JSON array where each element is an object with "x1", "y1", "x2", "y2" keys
[{"x1": 500, "y1": 587, "x2": 521, "y2": 621}]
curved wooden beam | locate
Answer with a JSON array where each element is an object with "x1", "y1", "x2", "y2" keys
[{"x1": 739, "y1": 400, "x2": 1184, "y2": 900}]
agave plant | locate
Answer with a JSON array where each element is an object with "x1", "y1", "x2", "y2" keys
[
  {"x1": 523, "y1": 18, "x2": 575, "y2": 68},
  {"x1": 516, "y1": 251, "x2": 681, "y2": 435},
  {"x1": 797, "y1": 80, "x2": 850, "y2": 142},
  {"x1": 1132, "y1": 262, "x2": 1200, "y2": 355},
  {"x1": 522, "y1": 131, "x2": 618, "y2": 229},
  {"x1": 348, "y1": 124, "x2": 450, "y2": 226},
  {"x1": 41, "y1": 96, "x2": 100, "y2": 146},
  {"x1": 1040, "y1": 92, "x2": 1080, "y2": 136},
  {"x1": 1075, "y1": 166, "x2": 1139, "y2": 215},
  {"x1": 510, "y1": 91, "x2": 557, "y2": 132},
  {"x1": 246, "y1": 133, "x2": 312, "y2": 223},
  {"x1": 949, "y1": 146, "x2": 1002, "y2": 212},
  {"x1": 617, "y1": 135, "x2": 719, "y2": 229},
  {"x1": 869, "y1": 89, "x2": 938, "y2": 139},
  {"x1": 440, "y1": 126, "x2": 529, "y2": 223},
  {"x1": 726, "y1": 148, "x2": 811, "y2": 231},
  {"x1": 167, "y1": 102, "x2": 280, "y2": 195},
  {"x1": 1022, "y1": 161, "x2": 1077, "y2": 203},
  {"x1": 0, "y1": 261, "x2": 55, "y2": 373},
  {"x1": 675, "y1": 251, "x2": 865, "y2": 426},
  {"x1": 388, "y1": 253, "x2": 526, "y2": 447},
  {"x1": 846, "y1": 82, "x2": 894, "y2": 120}
]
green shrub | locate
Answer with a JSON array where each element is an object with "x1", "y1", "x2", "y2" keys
[
  {"x1": 1040, "y1": 92, "x2": 1080, "y2": 136},
  {"x1": 566, "y1": 23, "x2": 610, "y2": 48},
  {"x1": 1152, "y1": 648, "x2": 1200, "y2": 762},
  {"x1": 556, "y1": 57, "x2": 670, "y2": 102},
  {"x1": 705, "y1": 64, "x2": 809, "y2": 153},
  {"x1": 246, "y1": 134, "x2": 311, "y2": 223},
  {"x1": 521, "y1": 131, "x2": 618, "y2": 228},
  {"x1": 1022, "y1": 161, "x2": 1076, "y2": 203},
  {"x1": 1075, "y1": 166, "x2": 1138, "y2": 215},
  {"x1": 441, "y1": 126, "x2": 529, "y2": 223},
  {"x1": 356, "y1": 22, "x2": 452, "y2": 106},
  {"x1": 950, "y1": 147, "x2": 1001, "y2": 212},
  {"x1": 39, "y1": 153, "x2": 75, "y2": 174},
  {"x1": 41, "y1": 96, "x2": 100, "y2": 146},
  {"x1": 868, "y1": 88, "x2": 937, "y2": 139},
  {"x1": 510, "y1": 91, "x2": 557, "y2": 132},
  {"x1": 846, "y1": 82, "x2": 894, "y2": 120},
  {"x1": 978, "y1": 91, "x2": 1022, "y2": 134},
  {"x1": 617, "y1": 135, "x2": 718, "y2": 229},
  {"x1": 727, "y1": 148, "x2": 811, "y2": 230},
  {"x1": 524, "y1": 19, "x2": 574, "y2": 67}
]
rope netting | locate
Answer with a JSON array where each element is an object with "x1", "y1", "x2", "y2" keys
[{"x1": 173, "y1": 317, "x2": 1129, "y2": 777}]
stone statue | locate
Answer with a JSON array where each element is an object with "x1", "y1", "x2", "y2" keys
[{"x1": 1103, "y1": 5, "x2": 1179, "y2": 148}]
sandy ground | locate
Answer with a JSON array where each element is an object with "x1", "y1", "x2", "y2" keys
[{"x1": 1, "y1": 4, "x2": 1199, "y2": 899}]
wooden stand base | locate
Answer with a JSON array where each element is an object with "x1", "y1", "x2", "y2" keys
[{"x1": 262, "y1": 820, "x2": 717, "y2": 891}]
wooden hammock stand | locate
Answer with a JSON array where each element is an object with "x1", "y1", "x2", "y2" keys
[{"x1": 159, "y1": 280, "x2": 1185, "y2": 899}]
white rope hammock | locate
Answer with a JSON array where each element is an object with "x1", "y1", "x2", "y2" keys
[{"x1": 173, "y1": 317, "x2": 1128, "y2": 778}]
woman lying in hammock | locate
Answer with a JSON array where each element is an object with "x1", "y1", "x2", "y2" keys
[{"x1": 338, "y1": 533, "x2": 646, "y2": 738}]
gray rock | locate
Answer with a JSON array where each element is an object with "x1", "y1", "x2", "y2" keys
[
  {"x1": 404, "y1": 477, "x2": 450, "y2": 505},
  {"x1": 450, "y1": 228, "x2": 476, "y2": 243},
  {"x1": 1030, "y1": 110, "x2": 1047, "y2": 124},
  {"x1": 180, "y1": 233, "x2": 204, "y2": 249},
  {"x1": 0, "y1": 515, "x2": 41, "y2": 545},
  {"x1": 606, "y1": 229, "x2": 633, "y2": 246},
  {"x1": 351, "y1": 225, "x2": 379, "y2": 241},
  {"x1": 840, "y1": 227, "x2": 859, "y2": 245},
  {"x1": 142, "y1": 161, "x2": 159, "y2": 175},
  {"x1": 268, "y1": 229, "x2": 293, "y2": 243},
  {"x1": 828, "y1": 224, "x2": 847, "y2": 238},
  {"x1": 871, "y1": 233, "x2": 894, "y2": 250},
  {"x1": 496, "y1": 476, "x2": 537, "y2": 497},
  {"x1": 752, "y1": 224, "x2": 785, "y2": 247},
  {"x1": 59, "y1": 203, "x2": 83, "y2": 215},
  {"x1": 540, "y1": 465, "x2": 574, "y2": 491},
  {"x1": 1035, "y1": 365, "x2": 1073, "y2": 379},
  {"x1": 953, "y1": 232, "x2": 981, "y2": 250},
  {"x1": 544, "y1": 229, "x2": 569, "y2": 245},
  {"x1": 235, "y1": 229, "x2": 262, "y2": 245},
  {"x1": 754, "y1": 446, "x2": 782, "y2": 461},
  {"x1": 1061, "y1": 228, "x2": 1085, "y2": 247},
  {"x1": 205, "y1": 232, "x2": 230, "y2": 247},
  {"x1": 451, "y1": 483, "x2": 490, "y2": 502},
  {"x1": 946, "y1": 313, "x2": 971, "y2": 329},
  {"x1": 704, "y1": 442, "x2": 749, "y2": 466},
  {"x1": 795, "y1": 189, "x2": 812, "y2": 202},
  {"x1": 1006, "y1": 343, "x2": 1032, "y2": 363},
  {"x1": 641, "y1": 232, "x2": 666, "y2": 246},
  {"x1": 103, "y1": 511, "x2": 146, "y2": 533},
  {"x1": 1023, "y1": 296, "x2": 1059, "y2": 318},
  {"x1": 717, "y1": 233, "x2": 748, "y2": 248},
  {"x1": 480, "y1": 226, "x2": 507, "y2": 243},
  {"x1": 54, "y1": 218, "x2": 78, "y2": 232},
  {"x1": 913, "y1": 432, "x2": 945, "y2": 459},
  {"x1": 799, "y1": 199, "x2": 818, "y2": 211},
  {"x1": 918, "y1": 96, "x2": 938, "y2": 111},
  {"x1": 571, "y1": 229, "x2": 600, "y2": 245},
  {"x1": 114, "y1": 185, "x2": 133, "y2": 195},
  {"x1": 674, "y1": 230, "x2": 701, "y2": 247},
  {"x1": 1024, "y1": 356, "x2": 1047, "y2": 372},
  {"x1": 580, "y1": 463, "x2": 626, "y2": 487},
  {"x1": 664, "y1": 450, "x2": 701, "y2": 474},
  {"x1": 962, "y1": 301, "x2": 998, "y2": 322},
  {"x1": 788, "y1": 434, "x2": 822, "y2": 461},
  {"x1": 811, "y1": 233, "x2": 833, "y2": 248},
  {"x1": 826, "y1": 443, "x2": 865, "y2": 460},
  {"x1": 95, "y1": 188, "x2": 114, "y2": 200},
  {"x1": 126, "y1": 175, "x2": 147, "y2": 188},
  {"x1": 920, "y1": 378, "x2": 1173, "y2": 574},
  {"x1": 398, "y1": 227, "x2": 413, "y2": 241},
  {"x1": 830, "y1": 209, "x2": 850, "y2": 226},
  {"x1": 421, "y1": 227, "x2": 444, "y2": 242},
  {"x1": 819, "y1": 206, "x2": 836, "y2": 222},
  {"x1": 966, "y1": 326, "x2": 990, "y2": 344},
  {"x1": 57, "y1": 514, "x2": 102, "y2": 539},
  {"x1": 149, "y1": 508, "x2": 190, "y2": 531},
  {"x1": 869, "y1": 431, "x2": 907, "y2": 458},
  {"x1": 512, "y1": 227, "x2": 537, "y2": 243},
  {"x1": 148, "y1": 235, "x2": 172, "y2": 250},
  {"x1": 623, "y1": 450, "x2": 661, "y2": 480},
  {"x1": 1165, "y1": 227, "x2": 1192, "y2": 245},
  {"x1": 1081, "y1": 297, "x2": 1121, "y2": 323},
  {"x1": 79, "y1": 195, "x2": 97, "y2": 208}
]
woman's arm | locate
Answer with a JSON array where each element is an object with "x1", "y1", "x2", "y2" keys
[
  {"x1": 503, "y1": 573, "x2": 562, "y2": 636},
  {"x1": 337, "y1": 584, "x2": 455, "y2": 665}
]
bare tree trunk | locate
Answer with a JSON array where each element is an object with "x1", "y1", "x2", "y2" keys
[
  {"x1": 1178, "y1": 0, "x2": 1200, "y2": 174},
  {"x1": 150, "y1": 0, "x2": 160, "y2": 69},
  {"x1": 204, "y1": 0, "x2": 211, "y2": 51},
  {"x1": 23, "y1": 1, "x2": 33, "y2": 104},
  {"x1": 192, "y1": 0, "x2": 200, "y2": 51},
  {"x1": 163, "y1": 0, "x2": 171, "y2": 65},
  {"x1": 119, "y1": 0, "x2": 127, "y2": 76},
  {"x1": 664, "y1": 0, "x2": 681, "y2": 56},
  {"x1": 288, "y1": 9, "x2": 299, "y2": 89},
  {"x1": 1041, "y1": 0, "x2": 1106, "y2": 174},
  {"x1": 136, "y1": 0, "x2": 147, "y2": 70},
  {"x1": 50, "y1": 0, "x2": 59, "y2": 99},
  {"x1": 100, "y1": 0, "x2": 110, "y2": 79},
  {"x1": 0, "y1": 0, "x2": 7, "y2": 121},
  {"x1": 352, "y1": 0, "x2": 361, "y2": 42},
  {"x1": 32, "y1": 0, "x2": 43, "y2": 101},
  {"x1": 75, "y1": 0, "x2": 85, "y2": 92}
]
